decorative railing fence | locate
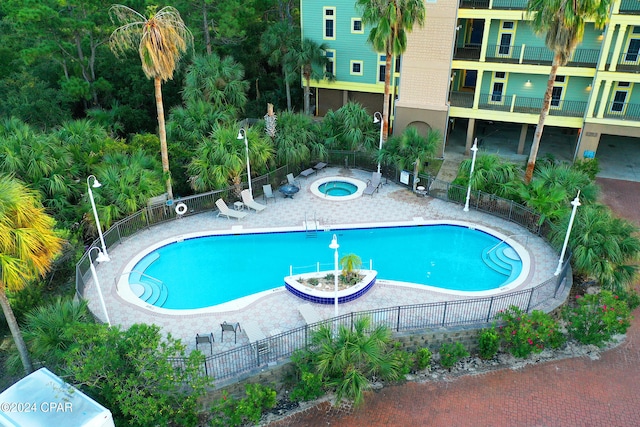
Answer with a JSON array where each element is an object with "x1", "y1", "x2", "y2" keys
[{"x1": 77, "y1": 159, "x2": 570, "y2": 384}]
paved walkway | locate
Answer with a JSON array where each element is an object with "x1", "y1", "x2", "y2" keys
[
  {"x1": 268, "y1": 179, "x2": 640, "y2": 427},
  {"x1": 85, "y1": 167, "x2": 557, "y2": 356}
]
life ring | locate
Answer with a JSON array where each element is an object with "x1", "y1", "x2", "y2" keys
[{"x1": 175, "y1": 202, "x2": 188, "y2": 215}]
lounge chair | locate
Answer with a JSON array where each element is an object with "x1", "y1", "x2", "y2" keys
[
  {"x1": 215, "y1": 198, "x2": 248, "y2": 220},
  {"x1": 241, "y1": 189, "x2": 266, "y2": 212},
  {"x1": 220, "y1": 321, "x2": 241, "y2": 343},
  {"x1": 287, "y1": 173, "x2": 300, "y2": 187},
  {"x1": 363, "y1": 172, "x2": 382, "y2": 196},
  {"x1": 263, "y1": 184, "x2": 276, "y2": 203},
  {"x1": 195, "y1": 333, "x2": 214, "y2": 354},
  {"x1": 313, "y1": 162, "x2": 327, "y2": 173}
]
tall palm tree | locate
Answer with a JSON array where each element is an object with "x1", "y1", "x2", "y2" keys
[
  {"x1": 455, "y1": 153, "x2": 523, "y2": 199},
  {"x1": 109, "y1": 5, "x2": 193, "y2": 200},
  {"x1": 0, "y1": 175, "x2": 64, "y2": 374},
  {"x1": 357, "y1": 0, "x2": 426, "y2": 140},
  {"x1": 260, "y1": 21, "x2": 299, "y2": 111},
  {"x1": 524, "y1": 0, "x2": 610, "y2": 183},
  {"x1": 379, "y1": 127, "x2": 440, "y2": 191},
  {"x1": 289, "y1": 38, "x2": 334, "y2": 115},
  {"x1": 272, "y1": 111, "x2": 325, "y2": 169},
  {"x1": 322, "y1": 102, "x2": 380, "y2": 151}
]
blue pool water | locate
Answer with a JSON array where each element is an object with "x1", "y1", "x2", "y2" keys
[
  {"x1": 132, "y1": 225, "x2": 523, "y2": 310},
  {"x1": 318, "y1": 181, "x2": 358, "y2": 196}
]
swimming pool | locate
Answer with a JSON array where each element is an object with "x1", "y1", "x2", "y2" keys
[
  {"x1": 310, "y1": 176, "x2": 366, "y2": 200},
  {"x1": 318, "y1": 181, "x2": 358, "y2": 197},
  {"x1": 124, "y1": 223, "x2": 527, "y2": 311}
]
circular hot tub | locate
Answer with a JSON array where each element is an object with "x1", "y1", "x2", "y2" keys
[{"x1": 310, "y1": 176, "x2": 366, "y2": 201}]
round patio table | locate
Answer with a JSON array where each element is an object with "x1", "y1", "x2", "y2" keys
[{"x1": 279, "y1": 184, "x2": 300, "y2": 198}]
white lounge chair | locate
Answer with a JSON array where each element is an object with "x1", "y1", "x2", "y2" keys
[
  {"x1": 215, "y1": 198, "x2": 248, "y2": 220},
  {"x1": 241, "y1": 189, "x2": 266, "y2": 212},
  {"x1": 287, "y1": 173, "x2": 300, "y2": 187},
  {"x1": 363, "y1": 172, "x2": 382, "y2": 196}
]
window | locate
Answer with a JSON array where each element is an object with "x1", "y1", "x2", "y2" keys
[
  {"x1": 550, "y1": 75, "x2": 567, "y2": 108},
  {"x1": 489, "y1": 72, "x2": 507, "y2": 103},
  {"x1": 395, "y1": 56, "x2": 401, "y2": 73},
  {"x1": 351, "y1": 18, "x2": 363, "y2": 34},
  {"x1": 497, "y1": 21, "x2": 516, "y2": 57},
  {"x1": 502, "y1": 21, "x2": 514, "y2": 30},
  {"x1": 495, "y1": 72, "x2": 506, "y2": 79},
  {"x1": 624, "y1": 39, "x2": 640, "y2": 63},
  {"x1": 611, "y1": 91, "x2": 627, "y2": 112},
  {"x1": 324, "y1": 8, "x2": 336, "y2": 40},
  {"x1": 325, "y1": 50, "x2": 335, "y2": 75},
  {"x1": 463, "y1": 70, "x2": 477, "y2": 88},
  {"x1": 378, "y1": 54, "x2": 386, "y2": 83},
  {"x1": 491, "y1": 82, "x2": 504, "y2": 102},
  {"x1": 350, "y1": 60, "x2": 363, "y2": 75}
]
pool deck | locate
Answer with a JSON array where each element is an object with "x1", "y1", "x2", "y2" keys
[{"x1": 85, "y1": 167, "x2": 559, "y2": 354}]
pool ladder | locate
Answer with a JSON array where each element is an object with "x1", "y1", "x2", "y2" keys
[{"x1": 305, "y1": 212, "x2": 318, "y2": 238}]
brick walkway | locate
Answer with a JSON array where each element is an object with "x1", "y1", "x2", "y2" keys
[{"x1": 268, "y1": 179, "x2": 640, "y2": 427}]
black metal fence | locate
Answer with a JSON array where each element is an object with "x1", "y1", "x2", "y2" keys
[{"x1": 77, "y1": 160, "x2": 570, "y2": 384}]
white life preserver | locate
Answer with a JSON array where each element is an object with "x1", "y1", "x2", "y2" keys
[{"x1": 175, "y1": 202, "x2": 188, "y2": 215}]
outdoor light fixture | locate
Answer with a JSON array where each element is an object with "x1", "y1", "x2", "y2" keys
[
  {"x1": 525, "y1": 79, "x2": 532, "y2": 87},
  {"x1": 463, "y1": 138, "x2": 479, "y2": 212},
  {"x1": 555, "y1": 191, "x2": 581, "y2": 276},
  {"x1": 87, "y1": 175, "x2": 110, "y2": 262},
  {"x1": 373, "y1": 112, "x2": 383, "y2": 174},
  {"x1": 88, "y1": 246, "x2": 111, "y2": 326},
  {"x1": 329, "y1": 234, "x2": 340, "y2": 317},
  {"x1": 237, "y1": 128, "x2": 252, "y2": 196}
]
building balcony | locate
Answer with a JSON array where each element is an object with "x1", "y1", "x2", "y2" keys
[
  {"x1": 459, "y1": 0, "x2": 527, "y2": 9},
  {"x1": 450, "y1": 91, "x2": 587, "y2": 117},
  {"x1": 595, "y1": 101, "x2": 640, "y2": 121},
  {"x1": 484, "y1": 45, "x2": 599, "y2": 67},
  {"x1": 453, "y1": 44, "x2": 481, "y2": 60},
  {"x1": 615, "y1": 52, "x2": 640, "y2": 73},
  {"x1": 620, "y1": 0, "x2": 640, "y2": 14}
]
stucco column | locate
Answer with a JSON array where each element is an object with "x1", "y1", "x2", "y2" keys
[
  {"x1": 465, "y1": 118, "x2": 476, "y2": 155},
  {"x1": 609, "y1": 24, "x2": 628, "y2": 72},
  {"x1": 479, "y1": 19, "x2": 492, "y2": 62},
  {"x1": 517, "y1": 123, "x2": 528, "y2": 154},
  {"x1": 596, "y1": 80, "x2": 613, "y2": 118},
  {"x1": 586, "y1": 79, "x2": 602, "y2": 118},
  {"x1": 342, "y1": 90, "x2": 349, "y2": 106},
  {"x1": 598, "y1": 24, "x2": 616, "y2": 71},
  {"x1": 473, "y1": 71, "x2": 484, "y2": 109}
]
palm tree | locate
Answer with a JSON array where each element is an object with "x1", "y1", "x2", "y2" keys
[
  {"x1": 524, "y1": 0, "x2": 610, "y2": 183},
  {"x1": 340, "y1": 253, "x2": 362, "y2": 282},
  {"x1": 109, "y1": 5, "x2": 193, "y2": 200},
  {"x1": 322, "y1": 102, "x2": 380, "y2": 151},
  {"x1": 379, "y1": 127, "x2": 440, "y2": 191},
  {"x1": 260, "y1": 21, "x2": 299, "y2": 111},
  {"x1": 0, "y1": 175, "x2": 64, "y2": 374},
  {"x1": 187, "y1": 124, "x2": 274, "y2": 192},
  {"x1": 311, "y1": 316, "x2": 401, "y2": 406},
  {"x1": 357, "y1": 0, "x2": 425, "y2": 140},
  {"x1": 454, "y1": 153, "x2": 522, "y2": 199},
  {"x1": 272, "y1": 111, "x2": 325, "y2": 169},
  {"x1": 289, "y1": 38, "x2": 334, "y2": 115}
]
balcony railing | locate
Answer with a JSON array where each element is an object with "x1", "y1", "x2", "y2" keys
[
  {"x1": 492, "y1": 0, "x2": 528, "y2": 9},
  {"x1": 451, "y1": 91, "x2": 587, "y2": 117},
  {"x1": 620, "y1": 0, "x2": 640, "y2": 14},
  {"x1": 459, "y1": 0, "x2": 489, "y2": 8},
  {"x1": 453, "y1": 44, "x2": 481, "y2": 60},
  {"x1": 594, "y1": 101, "x2": 640, "y2": 121},
  {"x1": 616, "y1": 51, "x2": 640, "y2": 72},
  {"x1": 485, "y1": 45, "x2": 599, "y2": 67}
]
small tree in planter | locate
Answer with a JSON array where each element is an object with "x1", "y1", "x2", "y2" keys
[{"x1": 340, "y1": 253, "x2": 362, "y2": 286}]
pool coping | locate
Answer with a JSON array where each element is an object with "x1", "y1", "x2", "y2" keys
[
  {"x1": 115, "y1": 218, "x2": 531, "y2": 315},
  {"x1": 309, "y1": 176, "x2": 367, "y2": 201}
]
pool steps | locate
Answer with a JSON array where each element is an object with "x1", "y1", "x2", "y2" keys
[
  {"x1": 128, "y1": 253, "x2": 169, "y2": 307},
  {"x1": 481, "y1": 245, "x2": 522, "y2": 285}
]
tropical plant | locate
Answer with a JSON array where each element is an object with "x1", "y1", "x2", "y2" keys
[
  {"x1": 272, "y1": 111, "x2": 325, "y2": 169},
  {"x1": 289, "y1": 349, "x2": 326, "y2": 402},
  {"x1": 210, "y1": 384, "x2": 277, "y2": 427},
  {"x1": 260, "y1": 21, "x2": 299, "y2": 111},
  {"x1": 513, "y1": 179, "x2": 568, "y2": 224},
  {"x1": 478, "y1": 326, "x2": 500, "y2": 360},
  {"x1": 0, "y1": 175, "x2": 64, "y2": 374},
  {"x1": 563, "y1": 291, "x2": 632, "y2": 347},
  {"x1": 64, "y1": 323, "x2": 211, "y2": 427},
  {"x1": 340, "y1": 253, "x2": 363, "y2": 282},
  {"x1": 453, "y1": 153, "x2": 523, "y2": 199},
  {"x1": 288, "y1": 38, "x2": 334, "y2": 115},
  {"x1": 109, "y1": 5, "x2": 194, "y2": 200},
  {"x1": 379, "y1": 127, "x2": 441, "y2": 191},
  {"x1": 550, "y1": 204, "x2": 640, "y2": 291},
  {"x1": 322, "y1": 102, "x2": 380, "y2": 151},
  {"x1": 415, "y1": 347, "x2": 433, "y2": 370},
  {"x1": 187, "y1": 124, "x2": 274, "y2": 192},
  {"x1": 310, "y1": 316, "x2": 402, "y2": 406},
  {"x1": 357, "y1": 0, "x2": 426, "y2": 140},
  {"x1": 438, "y1": 342, "x2": 469, "y2": 369},
  {"x1": 524, "y1": 0, "x2": 610, "y2": 183},
  {"x1": 497, "y1": 306, "x2": 564, "y2": 358},
  {"x1": 533, "y1": 163, "x2": 598, "y2": 205}
]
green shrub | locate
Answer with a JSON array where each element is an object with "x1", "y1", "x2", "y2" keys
[
  {"x1": 617, "y1": 288, "x2": 640, "y2": 310},
  {"x1": 497, "y1": 306, "x2": 565, "y2": 358},
  {"x1": 308, "y1": 278, "x2": 319, "y2": 286},
  {"x1": 289, "y1": 349, "x2": 325, "y2": 402},
  {"x1": 392, "y1": 343, "x2": 415, "y2": 376},
  {"x1": 478, "y1": 326, "x2": 500, "y2": 359},
  {"x1": 210, "y1": 384, "x2": 276, "y2": 427},
  {"x1": 415, "y1": 347, "x2": 432, "y2": 371},
  {"x1": 439, "y1": 342, "x2": 469, "y2": 369},
  {"x1": 571, "y1": 158, "x2": 600, "y2": 180},
  {"x1": 563, "y1": 291, "x2": 632, "y2": 347}
]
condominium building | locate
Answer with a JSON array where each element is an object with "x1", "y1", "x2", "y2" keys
[{"x1": 300, "y1": 0, "x2": 640, "y2": 160}]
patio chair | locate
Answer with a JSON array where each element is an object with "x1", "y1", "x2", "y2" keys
[
  {"x1": 363, "y1": 172, "x2": 382, "y2": 196},
  {"x1": 241, "y1": 189, "x2": 266, "y2": 212},
  {"x1": 313, "y1": 162, "x2": 328, "y2": 173},
  {"x1": 286, "y1": 173, "x2": 300, "y2": 187},
  {"x1": 195, "y1": 332, "x2": 214, "y2": 354},
  {"x1": 215, "y1": 198, "x2": 248, "y2": 220},
  {"x1": 220, "y1": 321, "x2": 241, "y2": 343},
  {"x1": 263, "y1": 184, "x2": 276, "y2": 203}
]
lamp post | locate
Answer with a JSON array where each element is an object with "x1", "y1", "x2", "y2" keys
[
  {"x1": 555, "y1": 191, "x2": 581, "y2": 276},
  {"x1": 88, "y1": 246, "x2": 111, "y2": 326},
  {"x1": 329, "y1": 234, "x2": 340, "y2": 317},
  {"x1": 463, "y1": 138, "x2": 479, "y2": 212},
  {"x1": 87, "y1": 175, "x2": 110, "y2": 261},
  {"x1": 373, "y1": 112, "x2": 384, "y2": 174},
  {"x1": 237, "y1": 128, "x2": 252, "y2": 196}
]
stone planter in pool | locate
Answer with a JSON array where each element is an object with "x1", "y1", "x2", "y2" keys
[
  {"x1": 310, "y1": 176, "x2": 366, "y2": 201},
  {"x1": 285, "y1": 270, "x2": 377, "y2": 304}
]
